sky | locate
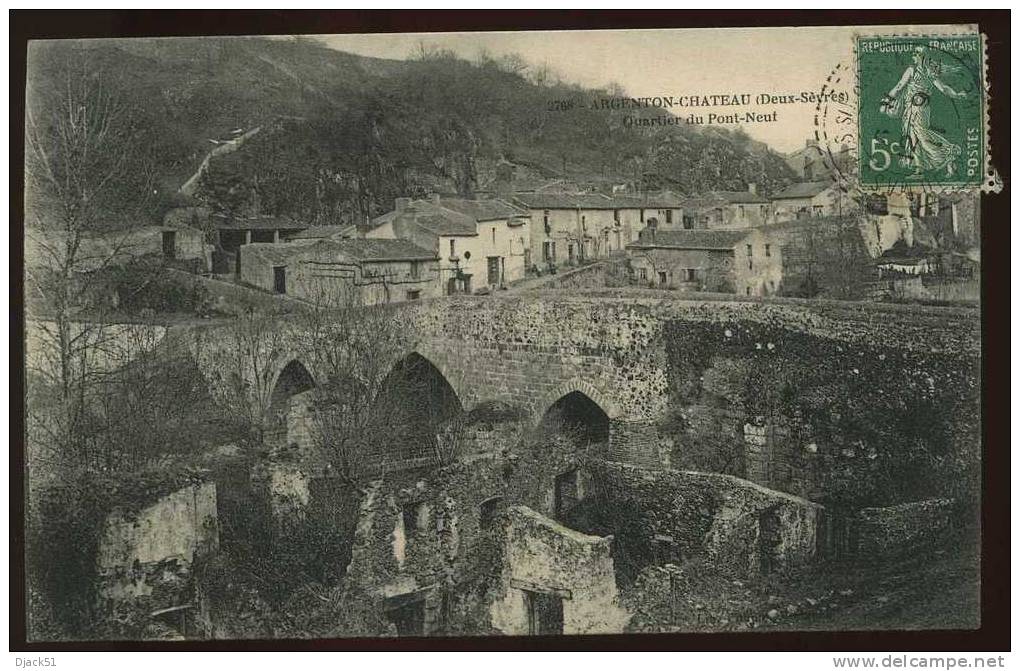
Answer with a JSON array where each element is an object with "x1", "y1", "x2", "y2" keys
[{"x1": 311, "y1": 24, "x2": 973, "y2": 154}]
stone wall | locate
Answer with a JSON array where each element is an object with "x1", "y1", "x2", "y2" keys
[
  {"x1": 488, "y1": 506, "x2": 629, "y2": 635},
  {"x1": 96, "y1": 481, "x2": 218, "y2": 605},
  {"x1": 580, "y1": 462, "x2": 821, "y2": 583},
  {"x1": 855, "y1": 498, "x2": 954, "y2": 560},
  {"x1": 184, "y1": 292, "x2": 979, "y2": 496}
]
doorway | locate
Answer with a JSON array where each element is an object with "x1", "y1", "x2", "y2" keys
[
  {"x1": 554, "y1": 469, "x2": 580, "y2": 523},
  {"x1": 161, "y1": 231, "x2": 177, "y2": 259},
  {"x1": 524, "y1": 590, "x2": 563, "y2": 635},
  {"x1": 487, "y1": 256, "x2": 500, "y2": 287},
  {"x1": 273, "y1": 266, "x2": 287, "y2": 294}
]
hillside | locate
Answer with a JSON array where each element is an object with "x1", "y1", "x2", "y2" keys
[{"x1": 25, "y1": 36, "x2": 797, "y2": 228}]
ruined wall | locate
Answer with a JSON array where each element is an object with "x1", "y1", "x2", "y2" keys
[
  {"x1": 582, "y1": 461, "x2": 821, "y2": 583},
  {"x1": 488, "y1": 506, "x2": 629, "y2": 635},
  {"x1": 338, "y1": 417, "x2": 599, "y2": 636},
  {"x1": 96, "y1": 481, "x2": 218, "y2": 605}
]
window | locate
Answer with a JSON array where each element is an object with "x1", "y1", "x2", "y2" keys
[
  {"x1": 273, "y1": 266, "x2": 287, "y2": 294},
  {"x1": 739, "y1": 205, "x2": 746, "y2": 219},
  {"x1": 492, "y1": 227, "x2": 497, "y2": 245},
  {"x1": 639, "y1": 209, "x2": 645, "y2": 223},
  {"x1": 638, "y1": 267, "x2": 648, "y2": 281},
  {"x1": 543, "y1": 210, "x2": 550, "y2": 228},
  {"x1": 746, "y1": 286, "x2": 752, "y2": 296},
  {"x1": 813, "y1": 205, "x2": 824, "y2": 217},
  {"x1": 658, "y1": 271, "x2": 667, "y2": 286},
  {"x1": 479, "y1": 497, "x2": 502, "y2": 531},
  {"x1": 682, "y1": 215, "x2": 694, "y2": 230},
  {"x1": 554, "y1": 470, "x2": 580, "y2": 522},
  {"x1": 613, "y1": 209, "x2": 620, "y2": 224},
  {"x1": 748, "y1": 258, "x2": 753, "y2": 270},
  {"x1": 402, "y1": 501, "x2": 427, "y2": 534},
  {"x1": 410, "y1": 261, "x2": 420, "y2": 279},
  {"x1": 665, "y1": 209, "x2": 673, "y2": 224},
  {"x1": 764, "y1": 244, "x2": 771, "y2": 258},
  {"x1": 543, "y1": 240, "x2": 556, "y2": 262},
  {"x1": 651, "y1": 534, "x2": 682, "y2": 565},
  {"x1": 581, "y1": 215, "x2": 587, "y2": 231},
  {"x1": 684, "y1": 268, "x2": 696, "y2": 282},
  {"x1": 406, "y1": 289, "x2": 421, "y2": 301},
  {"x1": 449, "y1": 239, "x2": 456, "y2": 258},
  {"x1": 746, "y1": 244, "x2": 753, "y2": 257}
]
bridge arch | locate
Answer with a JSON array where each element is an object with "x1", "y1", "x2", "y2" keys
[
  {"x1": 534, "y1": 378, "x2": 620, "y2": 448},
  {"x1": 264, "y1": 352, "x2": 320, "y2": 412},
  {"x1": 534, "y1": 378, "x2": 621, "y2": 425},
  {"x1": 371, "y1": 351, "x2": 464, "y2": 463}
]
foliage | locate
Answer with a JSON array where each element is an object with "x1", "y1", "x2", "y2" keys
[
  {"x1": 661, "y1": 319, "x2": 980, "y2": 507},
  {"x1": 28, "y1": 37, "x2": 797, "y2": 230},
  {"x1": 26, "y1": 468, "x2": 207, "y2": 639}
]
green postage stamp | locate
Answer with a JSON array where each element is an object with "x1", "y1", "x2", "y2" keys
[{"x1": 856, "y1": 33, "x2": 991, "y2": 191}]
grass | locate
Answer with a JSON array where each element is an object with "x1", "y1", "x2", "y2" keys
[{"x1": 623, "y1": 524, "x2": 980, "y2": 633}]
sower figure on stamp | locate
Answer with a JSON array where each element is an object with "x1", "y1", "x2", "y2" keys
[{"x1": 880, "y1": 45, "x2": 968, "y2": 178}]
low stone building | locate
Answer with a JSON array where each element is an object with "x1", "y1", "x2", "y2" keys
[
  {"x1": 770, "y1": 180, "x2": 855, "y2": 222},
  {"x1": 238, "y1": 237, "x2": 440, "y2": 306},
  {"x1": 25, "y1": 224, "x2": 209, "y2": 273},
  {"x1": 681, "y1": 188, "x2": 770, "y2": 230},
  {"x1": 367, "y1": 195, "x2": 531, "y2": 294},
  {"x1": 626, "y1": 227, "x2": 783, "y2": 297}
]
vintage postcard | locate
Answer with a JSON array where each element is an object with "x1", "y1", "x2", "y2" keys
[{"x1": 20, "y1": 21, "x2": 991, "y2": 644}]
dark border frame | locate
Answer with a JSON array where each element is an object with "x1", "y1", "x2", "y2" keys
[{"x1": 9, "y1": 9, "x2": 1010, "y2": 652}]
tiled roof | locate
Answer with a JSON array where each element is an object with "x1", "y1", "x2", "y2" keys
[
  {"x1": 685, "y1": 191, "x2": 768, "y2": 207},
  {"x1": 288, "y1": 225, "x2": 356, "y2": 240},
  {"x1": 369, "y1": 197, "x2": 529, "y2": 238},
  {"x1": 627, "y1": 229, "x2": 751, "y2": 251},
  {"x1": 331, "y1": 238, "x2": 437, "y2": 261},
  {"x1": 440, "y1": 197, "x2": 528, "y2": 222},
  {"x1": 511, "y1": 192, "x2": 616, "y2": 210},
  {"x1": 212, "y1": 215, "x2": 306, "y2": 230},
  {"x1": 772, "y1": 181, "x2": 834, "y2": 200}
]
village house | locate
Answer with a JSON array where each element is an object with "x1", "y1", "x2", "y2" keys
[
  {"x1": 770, "y1": 180, "x2": 855, "y2": 222},
  {"x1": 681, "y1": 188, "x2": 770, "y2": 230},
  {"x1": 510, "y1": 192, "x2": 617, "y2": 270},
  {"x1": 625, "y1": 227, "x2": 782, "y2": 296},
  {"x1": 612, "y1": 191, "x2": 686, "y2": 233},
  {"x1": 238, "y1": 237, "x2": 440, "y2": 306},
  {"x1": 366, "y1": 195, "x2": 530, "y2": 294}
]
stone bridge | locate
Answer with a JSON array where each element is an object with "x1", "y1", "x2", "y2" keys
[{"x1": 178, "y1": 290, "x2": 980, "y2": 472}]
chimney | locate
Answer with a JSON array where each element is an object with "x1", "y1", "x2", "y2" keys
[
  {"x1": 747, "y1": 183, "x2": 758, "y2": 195},
  {"x1": 395, "y1": 197, "x2": 411, "y2": 211}
]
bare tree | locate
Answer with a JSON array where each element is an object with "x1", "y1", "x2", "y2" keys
[
  {"x1": 24, "y1": 53, "x2": 155, "y2": 469},
  {"x1": 288, "y1": 285, "x2": 464, "y2": 482}
]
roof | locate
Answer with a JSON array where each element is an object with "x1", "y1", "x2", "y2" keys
[
  {"x1": 212, "y1": 215, "x2": 306, "y2": 231},
  {"x1": 369, "y1": 197, "x2": 529, "y2": 237},
  {"x1": 511, "y1": 192, "x2": 616, "y2": 210},
  {"x1": 330, "y1": 238, "x2": 437, "y2": 262},
  {"x1": 771, "y1": 181, "x2": 834, "y2": 200},
  {"x1": 627, "y1": 229, "x2": 752, "y2": 251},
  {"x1": 684, "y1": 191, "x2": 768, "y2": 208},
  {"x1": 439, "y1": 197, "x2": 527, "y2": 222},
  {"x1": 246, "y1": 238, "x2": 436, "y2": 263},
  {"x1": 757, "y1": 214, "x2": 862, "y2": 235},
  {"x1": 288, "y1": 225, "x2": 356, "y2": 241}
]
